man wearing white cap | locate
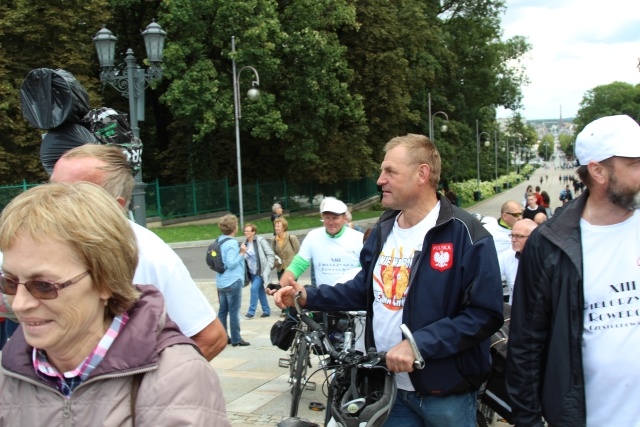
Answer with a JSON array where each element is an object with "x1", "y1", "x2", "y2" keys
[
  {"x1": 278, "y1": 197, "x2": 363, "y2": 287},
  {"x1": 507, "y1": 115, "x2": 640, "y2": 427}
]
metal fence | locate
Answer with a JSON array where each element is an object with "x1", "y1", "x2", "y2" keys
[{"x1": 2, "y1": 176, "x2": 380, "y2": 221}]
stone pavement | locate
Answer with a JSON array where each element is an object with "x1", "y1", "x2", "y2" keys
[{"x1": 191, "y1": 161, "x2": 578, "y2": 426}]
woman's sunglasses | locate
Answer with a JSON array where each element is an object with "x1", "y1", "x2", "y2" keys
[{"x1": 0, "y1": 271, "x2": 89, "y2": 300}]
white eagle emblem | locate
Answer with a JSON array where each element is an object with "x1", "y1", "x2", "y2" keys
[{"x1": 433, "y1": 250, "x2": 450, "y2": 268}]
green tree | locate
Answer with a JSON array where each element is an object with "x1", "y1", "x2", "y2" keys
[
  {"x1": 558, "y1": 133, "x2": 574, "y2": 159},
  {"x1": 273, "y1": 0, "x2": 374, "y2": 183},
  {"x1": 574, "y1": 81, "x2": 640, "y2": 134},
  {"x1": 537, "y1": 134, "x2": 554, "y2": 160},
  {"x1": 0, "y1": 0, "x2": 108, "y2": 185},
  {"x1": 434, "y1": 0, "x2": 531, "y2": 184}
]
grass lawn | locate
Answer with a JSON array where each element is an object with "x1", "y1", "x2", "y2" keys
[{"x1": 151, "y1": 210, "x2": 384, "y2": 244}]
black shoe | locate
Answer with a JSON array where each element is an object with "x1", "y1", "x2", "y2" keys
[
  {"x1": 232, "y1": 339, "x2": 250, "y2": 347},
  {"x1": 261, "y1": 313, "x2": 270, "y2": 318},
  {"x1": 245, "y1": 313, "x2": 254, "y2": 319},
  {"x1": 227, "y1": 338, "x2": 231, "y2": 344}
]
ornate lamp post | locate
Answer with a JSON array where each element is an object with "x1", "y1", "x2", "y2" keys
[
  {"x1": 232, "y1": 36, "x2": 260, "y2": 230},
  {"x1": 93, "y1": 21, "x2": 167, "y2": 227},
  {"x1": 427, "y1": 92, "x2": 448, "y2": 143}
]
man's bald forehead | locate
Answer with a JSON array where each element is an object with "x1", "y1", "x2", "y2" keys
[
  {"x1": 50, "y1": 156, "x2": 107, "y2": 186},
  {"x1": 502, "y1": 200, "x2": 521, "y2": 213},
  {"x1": 513, "y1": 218, "x2": 537, "y2": 234}
]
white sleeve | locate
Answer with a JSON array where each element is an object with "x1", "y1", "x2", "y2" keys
[{"x1": 131, "y1": 223, "x2": 215, "y2": 337}]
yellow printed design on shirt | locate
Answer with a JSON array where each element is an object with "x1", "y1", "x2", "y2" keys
[{"x1": 374, "y1": 247, "x2": 414, "y2": 311}]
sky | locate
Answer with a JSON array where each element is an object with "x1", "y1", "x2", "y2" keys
[{"x1": 496, "y1": 0, "x2": 640, "y2": 121}]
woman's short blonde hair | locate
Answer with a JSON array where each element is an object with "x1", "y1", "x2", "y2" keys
[
  {"x1": 0, "y1": 182, "x2": 139, "y2": 316},
  {"x1": 218, "y1": 214, "x2": 239, "y2": 235},
  {"x1": 273, "y1": 217, "x2": 289, "y2": 231}
]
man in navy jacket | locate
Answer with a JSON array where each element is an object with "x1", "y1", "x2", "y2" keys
[{"x1": 274, "y1": 134, "x2": 503, "y2": 426}]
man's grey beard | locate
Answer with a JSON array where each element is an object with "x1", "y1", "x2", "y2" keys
[{"x1": 606, "y1": 185, "x2": 640, "y2": 211}]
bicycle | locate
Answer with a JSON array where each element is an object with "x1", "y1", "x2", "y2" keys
[
  {"x1": 279, "y1": 307, "x2": 367, "y2": 418},
  {"x1": 279, "y1": 292, "x2": 424, "y2": 427}
]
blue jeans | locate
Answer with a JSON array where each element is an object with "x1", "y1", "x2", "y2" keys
[
  {"x1": 247, "y1": 273, "x2": 270, "y2": 316},
  {"x1": 218, "y1": 279, "x2": 243, "y2": 344},
  {"x1": 385, "y1": 389, "x2": 477, "y2": 427}
]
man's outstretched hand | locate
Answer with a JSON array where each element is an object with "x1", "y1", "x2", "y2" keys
[{"x1": 271, "y1": 276, "x2": 307, "y2": 309}]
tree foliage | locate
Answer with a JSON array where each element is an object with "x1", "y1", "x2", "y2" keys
[
  {"x1": 537, "y1": 134, "x2": 555, "y2": 161},
  {"x1": 574, "y1": 82, "x2": 640, "y2": 134},
  {"x1": 0, "y1": 0, "x2": 108, "y2": 184},
  {"x1": 0, "y1": 0, "x2": 532, "y2": 188}
]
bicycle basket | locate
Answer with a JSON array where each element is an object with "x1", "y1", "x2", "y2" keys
[{"x1": 331, "y1": 364, "x2": 396, "y2": 427}]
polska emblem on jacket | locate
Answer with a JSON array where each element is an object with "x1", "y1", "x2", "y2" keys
[{"x1": 431, "y1": 243, "x2": 453, "y2": 272}]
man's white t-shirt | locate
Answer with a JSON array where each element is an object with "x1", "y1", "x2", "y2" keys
[
  {"x1": 131, "y1": 222, "x2": 216, "y2": 337},
  {"x1": 372, "y1": 203, "x2": 440, "y2": 391},
  {"x1": 298, "y1": 226, "x2": 363, "y2": 286},
  {"x1": 498, "y1": 249, "x2": 519, "y2": 304},
  {"x1": 581, "y1": 209, "x2": 640, "y2": 426},
  {"x1": 482, "y1": 217, "x2": 511, "y2": 257}
]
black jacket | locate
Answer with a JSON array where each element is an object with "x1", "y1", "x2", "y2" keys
[
  {"x1": 306, "y1": 194, "x2": 504, "y2": 396},
  {"x1": 507, "y1": 191, "x2": 588, "y2": 427}
]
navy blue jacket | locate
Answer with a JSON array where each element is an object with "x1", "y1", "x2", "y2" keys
[{"x1": 305, "y1": 194, "x2": 504, "y2": 395}]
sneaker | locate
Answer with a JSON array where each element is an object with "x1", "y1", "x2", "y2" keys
[
  {"x1": 261, "y1": 313, "x2": 270, "y2": 318},
  {"x1": 245, "y1": 314, "x2": 254, "y2": 319},
  {"x1": 232, "y1": 339, "x2": 250, "y2": 347}
]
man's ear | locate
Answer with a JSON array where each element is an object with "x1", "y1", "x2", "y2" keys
[
  {"x1": 417, "y1": 163, "x2": 431, "y2": 185},
  {"x1": 115, "y1": 196, "x2": 127, "y2": 208},
  {"x1": 587, "y1": 161, "x2": 607, "y2": 185}
]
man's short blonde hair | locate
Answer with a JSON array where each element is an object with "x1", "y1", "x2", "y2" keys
[
  {"x1": 60, "y1": 144, "x2": 135, "y2": 205},
  {"x1": 384, "y1": 134, "x2": 441, "y2": 189},
  {"x1": 0, "y1": 182, "x2": 140, "y2": 316}
]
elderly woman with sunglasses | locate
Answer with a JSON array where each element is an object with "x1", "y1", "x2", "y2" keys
[{"x1": 0, "y1": 182, "x2": 230, "y2": 426}]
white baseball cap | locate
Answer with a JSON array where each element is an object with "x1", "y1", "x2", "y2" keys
[
  {"x1": 320, "y1": 197, "x2": 347, "y2": 215},
  {"x1": 575, "y1": 115, "x2": 640, "y2": 165}
]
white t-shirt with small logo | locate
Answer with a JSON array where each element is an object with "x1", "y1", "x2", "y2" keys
[
  {"x1": 581, "y1": 209, "x2": 640, "y2": 426},
  {"x1": 372, "y1": 203, "x2": 440, "y2": 391}
]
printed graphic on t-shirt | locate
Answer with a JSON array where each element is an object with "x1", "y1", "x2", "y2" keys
[
  {"x1": 580, "y1": 211, "x2": 640, "y2": 426},
  {"x1": 583, "y1": 281, "x2": 640, "y2": 331},
  {"x1": 374, "y1": 247, "x2": 416, "y2": 311}
]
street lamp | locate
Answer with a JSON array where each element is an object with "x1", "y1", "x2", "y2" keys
[
  {"x1": 545, "y1": 141, "x2": 548, "y2": 162},
  {"x1": 493, "y1": 131, "x2": 500, "y2": 184},
  {"x1": 475, "y1": 120, "x2": 490, "y2": 197},
  {"x1": 513, "y1": 133, "x2": 523, "y2": 174},
  {"x1": 93, "y1": 21, "x2": 167, "y2": 227},
  {"x1": 427, "y1": 92, "x2": 448, "y2": 143},
  {"x1": 232, "y1": 36, "x2": 260, "y2": 231}
]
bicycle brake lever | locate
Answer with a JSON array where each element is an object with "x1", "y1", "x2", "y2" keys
[{"x1": 400, "y1": 324, "x2": 425, "y2": 370}]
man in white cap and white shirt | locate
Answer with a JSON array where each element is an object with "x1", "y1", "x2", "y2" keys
[
  {"x1": 277, "y1": 197, "x2": 363, "y2": 287},
  {"x1": 507, "y1": 115, "x2": 640, "y2": 427}
]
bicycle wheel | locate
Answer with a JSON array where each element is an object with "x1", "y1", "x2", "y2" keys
[{"x1": 290, "y1": 339, "x2": 309, "y2": 417}]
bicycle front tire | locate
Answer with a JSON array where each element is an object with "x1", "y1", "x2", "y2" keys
[{"x1": 289, "y1": 339, "x2": 308, "y2": 417}]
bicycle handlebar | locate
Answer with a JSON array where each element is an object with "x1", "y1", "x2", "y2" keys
[{"x1": 292, "y1": 291, "x2": 424, "y2": 370}]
